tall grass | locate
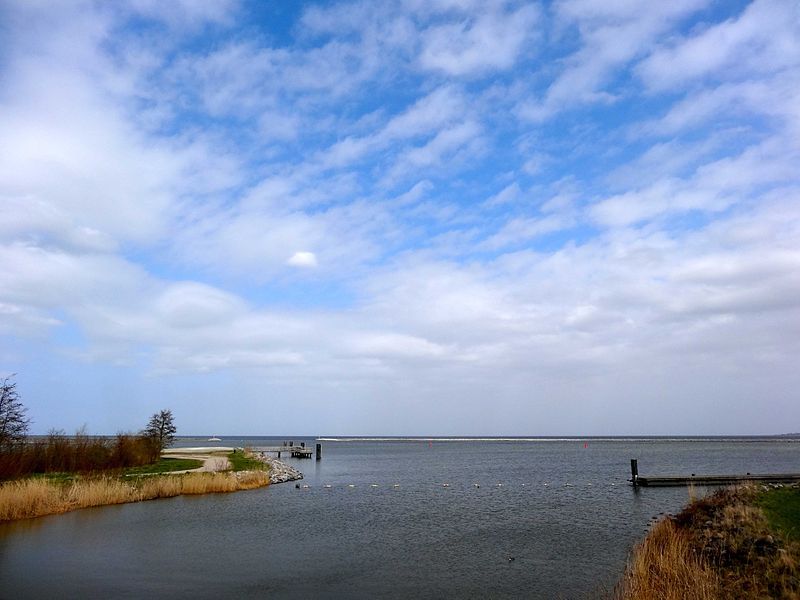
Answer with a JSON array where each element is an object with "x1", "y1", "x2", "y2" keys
[
  {"x1": 0, "y1": 471, "x2": 269, "y2": 521},
  {"x1": 617, "y1": 518, "x2": 719, "y2": 599},
  {"x1": 618, "y1": 485, "x2": 800, "y2": 599}
]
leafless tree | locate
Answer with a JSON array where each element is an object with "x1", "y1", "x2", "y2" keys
[
  {"x1": 0, "y1": 375, "x2": 30, "y2": 452},
  {"x1": 142, "y1": 409, "x2": 177, "y2": 453}
]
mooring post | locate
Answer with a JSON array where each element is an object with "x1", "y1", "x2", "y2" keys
[
  {"x1": 277, "y1": 451, "x2": 281, "y2": 458},
  {"x1": 630, "y1": 459, "x2": 639, "y2": 486},
  {"x1": 316, "y1": 443, "x2": 322, "y2": 460}
]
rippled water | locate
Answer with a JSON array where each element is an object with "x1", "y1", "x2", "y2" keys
[{"x1": 1, "y1": 438, "x2": 798, "y2": 599}]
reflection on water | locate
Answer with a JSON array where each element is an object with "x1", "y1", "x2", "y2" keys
[{"x1": 1, "y1": 438, "x2": 798, "y2": 599}]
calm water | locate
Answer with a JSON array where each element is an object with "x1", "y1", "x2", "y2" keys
[{"x1": 1, "y1": 437, "x2": 798, "y2": 599}]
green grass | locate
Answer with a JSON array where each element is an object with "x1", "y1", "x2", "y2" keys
[
  {"x1": 758, "y1": 487, "x2": 800, "y2": 541},
  {"x1": 124, "y1": 457, "x2": 203, "y2": 475},
  {"x1": 227, "y1": 450, "x2": 267, "y2": 472}
]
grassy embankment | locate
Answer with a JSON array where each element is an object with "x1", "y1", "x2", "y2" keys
[
  {"x1": 0, "y1": 449, "x2": 269, "y2": 522},
  {"x1": 617, "y1": 485, "x2": 800, "y2": 599},
  {"x1": 125, "y1": 457, "x2": 203, "y2": 475},
  {"x1": 227, "y1": 449, "x2": 266, "y2": 471}
]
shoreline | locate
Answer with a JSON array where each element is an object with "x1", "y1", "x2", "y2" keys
[
  {"x1": 0, "y1": 446, "x2": 291, "y2": 523},
  {"x1": 254, "y1": 453, "x2": 304, "y2": 484},
  {"x1": 617, "y1": 483, "x2": 800, "y2": 598},
  {"x1": 161, "y1": 447, "x2": 305, "y2": 483}
]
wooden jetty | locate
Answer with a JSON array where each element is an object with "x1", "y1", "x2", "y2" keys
[
  {"x1": 252, "y1": 443, "x2": 321, "y2": 460},
  {"x1": 629, "y1": 459, "x2": 800, "y2": 487}
]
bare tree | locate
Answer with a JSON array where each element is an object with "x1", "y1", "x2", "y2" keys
[
  {"x1": 0, "y1": 375, "x2": 30, "y2": 452},
  {"x1": 142, "y1": 409, "x2": 177, "y2": 453}
]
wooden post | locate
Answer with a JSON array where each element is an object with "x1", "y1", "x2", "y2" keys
[
  {"x1": 630, "y1": 459, "x2": 639, "y2": 486},
  {"x1": 316, "y1": 443, "x2": 322, "y2": 460},
  {"x1": 277, "y1": 451, "x2": 281, "y2": 458}
]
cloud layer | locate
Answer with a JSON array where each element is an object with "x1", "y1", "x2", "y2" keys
[{"x1": 1, "y1": 0, "x2": 798, "y2": 435}]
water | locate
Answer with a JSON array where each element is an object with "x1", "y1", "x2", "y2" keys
[{"x1": 1, "y1": 437, "x2": 798, "y2": 599}]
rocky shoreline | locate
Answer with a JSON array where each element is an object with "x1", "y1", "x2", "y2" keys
[{"x1": 256, "y1": 453, "x2": 304, "y2": 484}]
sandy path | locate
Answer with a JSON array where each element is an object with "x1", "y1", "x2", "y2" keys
[{"x1": 161, "y1": 448, "x2": 233, "y2": 473}]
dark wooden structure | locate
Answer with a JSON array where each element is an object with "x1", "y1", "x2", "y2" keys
[
  {"x1": 629, "y1": 459, "x2": 800, "y2": 487},
  {"x1": 253, "y1": 443, "x2": 318, "y2": 459}
]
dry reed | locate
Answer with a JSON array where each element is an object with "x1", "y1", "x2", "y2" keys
[
  {"x1": 618, "y1": 486, "x2": 800, "y2": 599},
  {"x1": 0, "y1": 470, "x2": 269, "y2": 522},
  {"x1": 617, "y1": 518, "x2": 719, "y2": 600}
]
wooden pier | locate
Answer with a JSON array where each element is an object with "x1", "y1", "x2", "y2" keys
[
  {"x1": 629, "y1": 459, "x2": 800, "y2": 487},
  {"x1": 252, "y1": 443, "x2": 321, "y2": 460}
]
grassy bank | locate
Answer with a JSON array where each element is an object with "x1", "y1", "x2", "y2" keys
[
  {"x1": 124, "y1": 457, "x2": 203, "y2": 475},
  {"x1": 0, "y1": 470, "x2": 269, "y2": 522},
  {"x1": 617, "y1": 485, "x2": 800, "y2": 599},
  {"x1": 227, "y1": 449, "x2": 266, "y2": 471}
]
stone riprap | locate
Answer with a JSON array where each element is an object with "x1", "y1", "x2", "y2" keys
[{"x1": 256, "y1": 453, "x2": 303, "y2": 484}]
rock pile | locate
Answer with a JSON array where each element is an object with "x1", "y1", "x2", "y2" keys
[{"x1": 257, "y1": 454, "x2": 304, "y2": 484}]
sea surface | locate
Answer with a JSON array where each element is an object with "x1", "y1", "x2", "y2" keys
[{"x1": 1, "y1": 436, "x2": 798, "y2": 599}]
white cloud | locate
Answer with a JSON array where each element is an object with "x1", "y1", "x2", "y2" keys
[
  {"x1": 287, "y1": 251, "x2": 319, "y2": 268},
  {"x1": 637, "y1": 0, "x2": 800, "y2": 91},
  {"x1": 155, "y1": 283, "x2": 246, "y2": 328},
  {"x1": 591, "y1": 140, "x2": 800, "y2": 227},
  {"x1": 419, "y1": 4, "x2": 540, "y2": 76},
  {"x1": 319, "y1": 85, "x2": 467, "y2": 169},
  {"x1": 346, "y1": 332, "x2": 447, "y2": 360},
  {"x1": 386, "y1": 120, "x2": 484, "y2": 181},
  {"x1": 479, "y1": 214, "x2": 572, "y2": 250},
  {"x1": 520, "y1": 0, "x2": 709, "y2": 120},
  {"x1": 484, "y1": 182, "x2": 522, "y2": 207},
  {"x1": 126, "y1": 0, "x2": 239, "y2": 30}
]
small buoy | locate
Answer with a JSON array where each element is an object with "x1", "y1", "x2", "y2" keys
[
  {"x1": 301, "y1": 484, "x2": 309, "y2": 489},
  {"x1": 295, "y1": 484, "x2": 300, "y2": 489},
  {"x1": 508, "y1": 556, "x2": 515, "y2": 562},
  {"x1": 496, "y1": 483, "x2": 503, "y2": 487},
  {"x1": 370, "y1": 484, "x2": 378, "y2": 488},
  {"x1": 348, "y1": 484, "x2": 356, "y2": 488},
  {"x1": 543, "y1": 483, "x2": 549, "y2": 486},
  {"x1": 443, "y1": 483, "x2": 450, "y2": 487},
  {"x1": 587, "y1": 483, "x2": 593, "y2": 486}
]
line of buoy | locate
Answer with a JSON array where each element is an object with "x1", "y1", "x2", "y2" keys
[{"x1": 295, "y1": 481, "x2": 611, "y2": 489}]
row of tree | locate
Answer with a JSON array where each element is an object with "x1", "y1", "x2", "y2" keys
[{"x1": 0, "y1": 376, "x2": 177, "y2": 479}]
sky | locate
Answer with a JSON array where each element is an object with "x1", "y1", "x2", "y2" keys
[{"x1": 1, "y1": 0, "x2": 798, "y2": 436}]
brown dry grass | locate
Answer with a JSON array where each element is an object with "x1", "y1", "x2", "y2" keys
[
  {"x1": 0, "y1": 470, "x2": 269, "y2": 522},
  {"x1": 617, "y1": 485, "x2": 800, "y2": 600},
  {"x1": 618, "y1": 518, "x2": 719, "y2": 600}
]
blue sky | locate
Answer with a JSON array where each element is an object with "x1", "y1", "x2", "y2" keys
[{"x1": 1, "y1": 0, "x2": 798, "y2": 435}]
